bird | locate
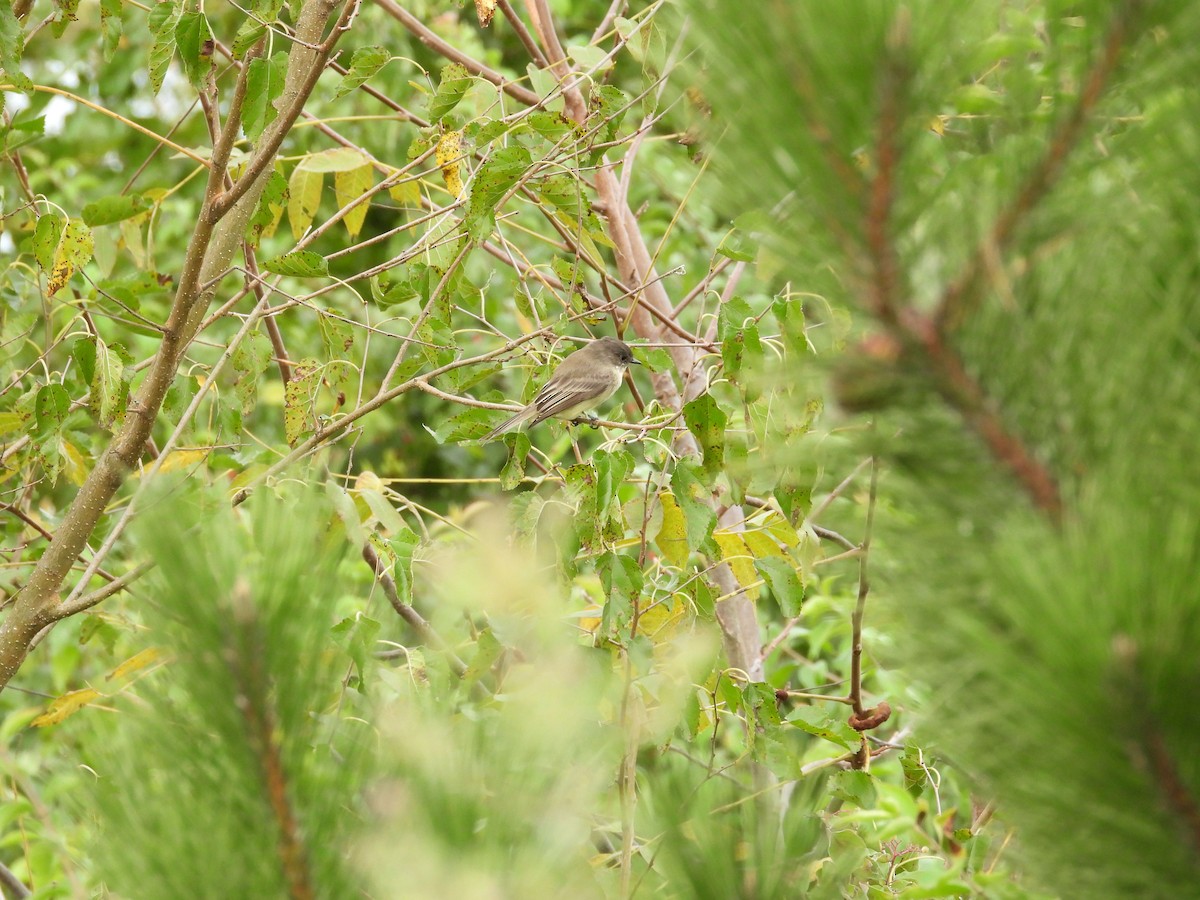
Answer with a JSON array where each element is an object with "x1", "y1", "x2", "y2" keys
[{"x1": 481, "y1": 336, "x2": 642, "y2": 441}]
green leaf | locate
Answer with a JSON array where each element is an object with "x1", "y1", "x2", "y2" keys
[
  {"x1": 528, "y1": 110, "x2": 579, "y2": 144},
  {"x1": 683, "y1": 393, "x2": 727, "y2": 483},
  {"x1": 0, "y1": 0, "x2": 33, "y2": 91},
  {"x1": 231, "y1": 329, "x2": 273, "y2": 414},
  {"x1": 670, "y1": 461, "x2": 715, "y2": 550},
  {"x1": 71, "y1": 336, "x2": 96, "y2": 385},
  {"x1": 46, "y1": 219, "x2": 94, "y2": 295},
  {"x1": 99, "y1": 0, "x2": 122, "y2": 60},
  {"x1": 754, "y1": 556, "x2": 805, "y2": 617},
  {"x1": 33, "y1": 213, "x2": 64, "y2": 271},
  {"x1": 464, "y1": 146, "x2": 532, "y2": 241},
  {"x1": 174, "y1": 10, "x2": 213, "y2": 87},
  {"x1": 231, "y1": 20, "x2": 266, "y2": 59},
  {"x1": 563, "y1": 463, "x2": 600, "y2": 552},
  {"x1": 427, "y1": 61, "x2": 472, "y2": 122},
  {"x1": 317, "y1": 312, "x2": 354, "y2": 360},
  {"x1": 772, "y1": 294, "x2": 811, "y2": 358},
  {"x1": 50, "y1": 0, "x2": 80, "y2": 36},
  {"x1": 334, "y1": 45, "x2": 389, "y2": 98},
  {"x1": 147, "y1": 2, "x2": 180, "y2": 95},
  {"x1": 786, "y1": 706, "x2": 858, "y2": 750},
  {"x1": 82, "y1": 195, "x2": 148, "y2": 227},
  {"x1": 716, "y1": 229, "x2": 755, "y2": 262},
  {"x1": 331, "y1": 614, "x2": 380, "y2": 692},
  {"x1": 388, "y1": 525, "x2": 420, "y2": 604},
  {"x1": 34, "y1": 384, "x2": 70, "y2": 436},
  {"x1": 832, "y1": 770, "x2": 877, "y2": 808},
  {"x1": 498, "y1": 432, "x2": 531, "y2": 491},
  {"x1": 246, "y1": 168, "x2": 287, "y2": 249},
  {"x1": 461, "y1": 628, "x2": 503, "y2": 686},
  {"x1": 243, "y1": 52, "x2": 287, "y2": 142},
  {"x1": 597, "y1": 551, "x2": 641, "y2": 638},
  {"x1": 283, "y1": 359, "x2": 320, "y2": 446},
  {"x1": 87, "y1": 336, "x2": 130, "y2": 430},
  {"x1": 263, "y1": 250, "x2": 329, "y2": 277},
  {"x1": 431, "y1": 407, "x2": 496, "y2": 444},
  {"x1": 587, "y1": 84, "x2": 628, "y2": 147}
]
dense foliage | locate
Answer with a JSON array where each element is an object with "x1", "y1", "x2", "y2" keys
[{"x1": 1, "y1": 0, "x2": 1197, "y2": 897}]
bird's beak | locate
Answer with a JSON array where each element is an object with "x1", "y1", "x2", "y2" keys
[{"x1": 629, "y1": 357, "x2": 643, "y2": 366}]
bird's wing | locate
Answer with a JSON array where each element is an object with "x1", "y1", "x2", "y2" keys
[{"x1": 529, "y1": 370, "x2": 617, "y2": 426}]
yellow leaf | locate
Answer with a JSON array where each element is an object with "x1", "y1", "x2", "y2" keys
[
  {"x1": 388, "y1": 177, "x2": 422, "y2": 208},
  {"x1": 743, "y1": 529, "x2": 784, "y2": 560},
  {"x1": 713, "y1": 531, "x2": 760, "y2": 601},
  {"x1": 288, "y1": 165, "x2": 324, "y2": 239},
  {"x1": 61, "y1": 439, "x2": 90, "y2": 486},
  {"x1": 108, "y1": 647, "x2": 162, "y2": 680},
  {"x1": 151, "y1": 448, "x2": 209, "y2": 475},
  {"x1": 654, "y1": 491, "x2": 689, "y2": 568},
  {"x1": 31, "y1": 688, "x2": 102, "y2": 727},
  {"x1": 436, "y1": 130, "x2": 464, "y2": 199},
  {"x1": 334, "y1": 163, "x2": 376, "y2": 238},
  {"x1": 763, "y1": 512, "x2": 801, "y2": 548},
  {"x1": 636, "y1": 594, "x2": 688, "y2": 641}
]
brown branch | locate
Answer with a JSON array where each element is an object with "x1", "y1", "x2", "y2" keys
[
  {"x1": 243, "y1": 243, "x2": 294, "y2": 383},
  {"x1": 848, "y1": 456, "x2": 878, "y2": 719},
  {"x1": 935, "y1": 4, "x2": 1135, "y2": 333},
  {"x1": 848, "y1": 456, "x2": 880, "y2": 770},
  {"x1": 361, "y1": 544, "x2": 466, "y2": 676},
  {"x1": 374, "y1": 0, "x2": 541, "y2": 107},
  {"x1": 497, "y1": 0, "x2": 550, "y2": 68}
]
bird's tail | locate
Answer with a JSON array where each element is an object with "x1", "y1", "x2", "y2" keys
[{"x1": 480, "y1": 406, "x2": 535, "y2": 441}]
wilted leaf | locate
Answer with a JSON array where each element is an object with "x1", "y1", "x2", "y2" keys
[
  {"x1": 31, "y1": 688, "x2": 102, "y2": 727},
  {"x1": 436, "y1": 130, "x2": 465, "y2": 199}
]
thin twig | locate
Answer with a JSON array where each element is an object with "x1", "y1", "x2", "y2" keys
[
  {"x1": 848, "y1": 456, "x2": 878, "y2": 719},
  {"x1": 361, "y1": 544, "x2": 466, "y2": 676}
]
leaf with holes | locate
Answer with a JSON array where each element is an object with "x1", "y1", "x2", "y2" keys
[
  {"x1": 231, "y1": 329, "x2": 273, "y2": 414},
  {"x1": 683, "y1": 393, "x2": 727, "y2": 484},
  {"x1": 284, "y1": 359, "x2": 320, "y2": 446},
  {"x1": 465, "y1": 146, "x2": 531, "y2": 240},
  {"x1": 47, "y1": 219, "x2": 94, "y2": 295}
]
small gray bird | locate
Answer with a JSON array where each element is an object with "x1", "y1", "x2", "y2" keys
[{"x1": 482, "y1": 336, "x2": 642, "y2": 441}]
